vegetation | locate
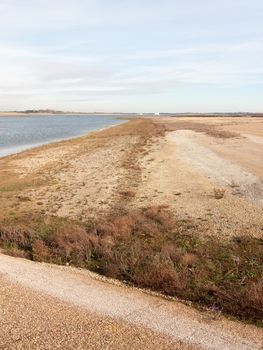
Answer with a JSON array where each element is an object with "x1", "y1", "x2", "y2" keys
[
  {"x1": 164, "y1": 121, "x2": 239, "y2": 138},
  {"x1": 0, "y1": 206, "x2": 262, "y2": 325}
]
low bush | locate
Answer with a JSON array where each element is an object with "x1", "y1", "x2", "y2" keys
[{"x1": 0, "y1": 207, "x2": 262, "y2": 325}]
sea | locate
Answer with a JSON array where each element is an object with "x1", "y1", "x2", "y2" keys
[{"x1": 0, "y1": 114, "x2": 124, "y2": 157}]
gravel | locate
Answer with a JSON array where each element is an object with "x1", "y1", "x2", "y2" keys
[
  {"x1": 170, "y1": 130, "x2": 263, "y2": 203},
  {"x1": 0, "y1": 253, "x2": 262, "y2": 350}
]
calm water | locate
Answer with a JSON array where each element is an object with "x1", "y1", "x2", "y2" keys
[{"x1": 0, "y1": 115, "x2": 123, "y2": 157}]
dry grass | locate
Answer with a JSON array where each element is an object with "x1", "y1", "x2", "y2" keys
[
  {"x1": 163, "y1": 121, "x2": 239, "y2": 138},
  {"x1": 204, "y1": 128, "x2": 238, "y2": 139},
  {"x1": 0, "y1": 207, "x2": 262, "y2": 325},
  {"x1": 111, "y1": 119, "x2": 165, "y2": 210}
]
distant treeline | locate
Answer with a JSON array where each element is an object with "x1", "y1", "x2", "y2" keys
[{"x1": 18, "y1": 109, "x2": 64, "y2": 114}]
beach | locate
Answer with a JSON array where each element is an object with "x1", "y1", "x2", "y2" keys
[
  {"x1": 1, "y1": 116, "x2": 262, "y2": 235},
  {"x1": 0, "y1": 116, "x2": 262, "y2": 349}
]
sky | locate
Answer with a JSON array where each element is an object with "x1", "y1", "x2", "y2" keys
[{"x1": 0, "y1": 0, "x2": 262, "y2": 113}]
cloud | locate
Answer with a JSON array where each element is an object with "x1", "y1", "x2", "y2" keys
[{"x1": 0, "y1": 1, "x2": 262, "y2": 111}]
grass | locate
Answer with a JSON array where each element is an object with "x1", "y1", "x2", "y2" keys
[
  {"x1": 163, "y1": 121, "x2": 239, "y2": 138},
  {"x1": 0, "y1": 206, "x2": 262, "y2": 325},
  {"x1": 0, "y1": 178, "x2": 44, "y2": 193}
]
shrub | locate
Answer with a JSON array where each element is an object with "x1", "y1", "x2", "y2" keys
[
  {"x1": 0, "y1": 207, "x2": 262, "y2": 324},
  {"x1": 0, "y1": 225, "x2": 34, "y2": 250},
  {"x1": 32, "y1": 240, "x2": 51, "y2": 262},
  {"x1": 48, "y1": 224, "x2": 98, "y2": 266},
  {"x1": 3, "y1": 246, "x2": 27, "y2": 258},
  {"x1": 96, "y1": 215, "x2": 133, "y2": 239}
]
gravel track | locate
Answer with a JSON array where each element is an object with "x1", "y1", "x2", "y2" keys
[{"x1": 0, "y1": 254, "x2": 262, "y2": 350}]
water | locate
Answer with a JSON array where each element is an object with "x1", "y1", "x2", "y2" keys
[{"x1": 0, "y1": 115, "x2": 123, "y2": 157}]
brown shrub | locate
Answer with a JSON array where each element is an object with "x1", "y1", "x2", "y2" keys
[
  {"x1": 161, "y1": 243, "x2": 182, "y2": 262},
  {"x1": 144, "y1": 206, "x2": 174, "y2": 231},
  {"x1": 138, "y1": 220, "x2": 161, "y2": 237},
  {"x1": 32, "y1": 240, "x2": 51, "y2": 262},
  {"x1": 208, "y1": 129, "x2": 239, "y2": 139},
  {"x1": 98, "y1": 235, "x2": 115, "y2": 252},
  {"x1": 134, "y1": 255, "x2": 180, "y2": 294},
  {"x1": 246, "y1": 281, "x2": 263, "y2": 310},
  {"x1": 113, "y1": 216, "x2": 133, "y2": 238},
  {"x1": 98, "y1": 240, "x2": 146, "y2": 280},
  {"x1": 97, "y1": 215, "x2": 134, "y2": 239},
  {"x1": 0, "y1": 206, "x2": 262, "y2": 324},
  {"x1": 0, "y1": 225, "x2": 34, "y2": 249},
  {"x1": 96, "y1": 208, "x2": 173, "y2": 240},
  {"x1": 181, "y1": 253, "x2": 198, "y2": 267},
  {"x1": 48, "y1": 224, "x2": 98, "y2": 265},
  {"x1": 3, "y1": 247, "x2": 27, "y2": 258}
]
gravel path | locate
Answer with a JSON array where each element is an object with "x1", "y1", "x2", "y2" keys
[
  {"x1": 0, "y1": 254, "x2": 262, "y2": 350},
  {"x1": 0, "y1": 275, "x2": 189, "y2": 350}
]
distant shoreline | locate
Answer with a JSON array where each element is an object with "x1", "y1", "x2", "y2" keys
[
  {"x1": 0, "y1": 112, "x2": 140, "y2": 117},
  {"x1": 1, "y1": 111, "x2": 263, "y2": 118}
]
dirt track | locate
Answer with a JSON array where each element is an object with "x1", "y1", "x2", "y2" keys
[{"x1": 0, "y1": 253, "x2": 262, "y2": 350}]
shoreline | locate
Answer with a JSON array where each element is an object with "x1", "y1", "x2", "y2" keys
[
  {"x1": 0, "y1": 120, "x2": 127, "y2": 159},
  {"x1": 0, "y1": 112, "x2": 140, "y2": 117}
]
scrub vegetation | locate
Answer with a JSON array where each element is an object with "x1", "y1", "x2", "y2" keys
[{"x1": 0, "y1": 206, "x2": 262, "y2": 325}]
